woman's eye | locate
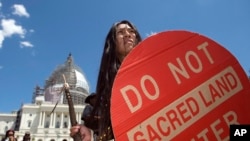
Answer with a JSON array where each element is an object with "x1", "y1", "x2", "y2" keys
[
  {"x1": 117, "y1": 30, "x2": 123, "y2": 34},
  {"x1": 117, "y1": 29, "x2": 135, "y2": 35},
  {"x1": 128, "y1": 29, "x2": 135, "y2": 33}
]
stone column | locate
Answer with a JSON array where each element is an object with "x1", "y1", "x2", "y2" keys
[
  {"x1": 38, "y1": 111, "x2": 42, "y2": 127},
  {"x1": 76, "y1": 112, "x2": 79, "y2": 123},
  {"x1": 53, "y1": 112, "x2": 56, "y2": 127},
  {"x1": 42, "y1": 111, "x2": 45, "y2": 127},
  {"x1": 49, "y1": 112, "x2": 54, "y2": 128}
]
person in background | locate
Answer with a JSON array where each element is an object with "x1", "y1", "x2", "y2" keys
[
  {"x1": 81, "y1": 92, "x2": 99, "y2": 136},
  {"x1": 1, "y1": 129, "x2": 17, "y2": 141},
  {"x1": 81, "y1": 93, "x2": 97, "y2": 122},
  {"x1": 22, "y1": 132, "x2": 31, "y2": 141},
  {"x1": 70, "y1": 20, "x2": 142, "y2": 141}
]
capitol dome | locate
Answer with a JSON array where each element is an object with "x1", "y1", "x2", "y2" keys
[{"x1": 44, "y1": 53, "x2": 90, "y2": 105}]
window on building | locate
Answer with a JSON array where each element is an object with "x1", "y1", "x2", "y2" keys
[
  {"x1": 56, "y1": 121, "x2": 60, "y2": 128},
  {"x1": 45, "y1": 121, "x2": 50, "y2": 128},
  {"x1": 28, "y1": 120, "x2": 31, "y2": 127},
  {"x1": 63, "y1": 122, "x2": 68, "y2": 128}
]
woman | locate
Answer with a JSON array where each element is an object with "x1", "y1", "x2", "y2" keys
[
  {"x1": 1, "y1": 129, "x2": 17, "y2": 141},
  {"x1": 70, "y1": 20, "x2": 142, "y2": 141}
]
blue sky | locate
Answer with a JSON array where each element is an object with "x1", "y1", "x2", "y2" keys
[{"x1": 0, "y1": 0, "x2": 249, "y2": 113}]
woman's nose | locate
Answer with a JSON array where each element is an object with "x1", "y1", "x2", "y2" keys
[{"x1": 124, "y1": 30, "x2": 131, "y2": 37}]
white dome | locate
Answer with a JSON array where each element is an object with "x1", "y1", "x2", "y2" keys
[
  {"x1": 44, "y1": 54, "x2": 90, "y2": 104},
  {"x1": 75, "y1": 69, "x2": 90, "y2": 92}
]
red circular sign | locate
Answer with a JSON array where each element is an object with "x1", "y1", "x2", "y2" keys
[{"x1": 111, "y1": 30, "x2": 250, "y2": 141}]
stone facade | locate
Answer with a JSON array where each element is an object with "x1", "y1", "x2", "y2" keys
[{"x1": 0, "y1": 54, "x2": 90, "y2": 141}]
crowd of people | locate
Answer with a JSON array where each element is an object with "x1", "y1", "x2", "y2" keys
[{"x1": 1, "y1": 130, "x2": 30, "y2": 141}]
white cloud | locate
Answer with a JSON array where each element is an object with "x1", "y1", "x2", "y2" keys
[
  {"x1": 0, "y1": 3, "x2": 34, "y2": 49},
  {"x1": 12, "y1": 4, "x2": 30, "y2": 18},
  {"x1": 29, "y1": 29, "x2": 35, "y2": 33},
  {"x1": 0, "y1": 30, "x2": 4, "y2": 48},
  {"x1": 146, "y1": 31, "x2": 157, "y2": 37},
  {"x1": 0, "y1": 19, "x2": 26, "y2": 48},
  {"x1": 1, "y1": 19, "x2": 26, "y2": 37},
  {"x1": 20, "y1": 41, "x2": 33, "y2": 48}
]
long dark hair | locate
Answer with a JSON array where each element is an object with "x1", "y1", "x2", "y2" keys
[
  {"x1": 91, "y1": 20, "x2": 142, "y2": 140},
  {"x1": 5, "y1": 129, "x2": 15, "y2": 137},
  {"x1": 2, "y1": 129, "x2": 16, "y2": 141}
]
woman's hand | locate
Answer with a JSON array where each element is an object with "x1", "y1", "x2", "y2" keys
[{"x1": 70, "y1": 125, "x2": 92, "y2": 141}]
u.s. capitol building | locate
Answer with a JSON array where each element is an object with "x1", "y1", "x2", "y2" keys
[{"x1": 0, "y1": 54, "x2": 91, "y2": 141}]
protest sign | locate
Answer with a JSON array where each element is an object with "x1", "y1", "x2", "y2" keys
[{"x1": 111, "y1": 30, "x2": 250, "y2": 141}]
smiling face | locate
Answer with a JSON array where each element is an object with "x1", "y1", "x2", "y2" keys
[{"x1": 115, "y1": 23, "x2": 137, "y2": 62}]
